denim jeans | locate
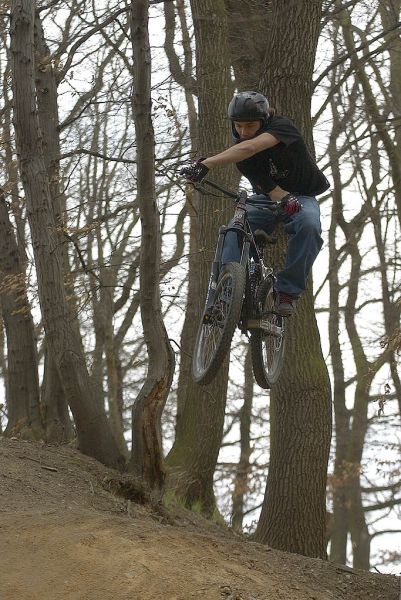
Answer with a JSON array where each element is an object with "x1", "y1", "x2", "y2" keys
[{"x1": 221, "y1": 194, "x2": 323, "y2": 297}]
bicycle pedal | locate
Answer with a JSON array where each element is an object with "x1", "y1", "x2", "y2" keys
[{"x1": 247, "y1": 318, "x2": 283, "y2": 337}]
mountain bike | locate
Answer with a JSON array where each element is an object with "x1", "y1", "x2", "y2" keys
[{"x1": 189, "y1": 178, "x2": 288, "y2": 389}]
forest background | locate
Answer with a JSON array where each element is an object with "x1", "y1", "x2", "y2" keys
[{"x1": 0, "y1": 0, "x2": 400, "y2": 577}]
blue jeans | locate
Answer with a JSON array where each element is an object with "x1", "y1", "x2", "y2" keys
[{"x1": 221, "y1": 194, "x2": 323, "y2": 297}]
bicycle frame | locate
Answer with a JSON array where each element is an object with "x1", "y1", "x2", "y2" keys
[
  {"x1": 189, "y1": 177, "x2": 287, "y2": 388},
  {"x1": 201, "y1": 182, "x2": 264, "y2": 314}
]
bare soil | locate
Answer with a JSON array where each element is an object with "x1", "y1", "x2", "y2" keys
[{"x1": 0, "y1": 437, "x2": 399, "y2": 600}]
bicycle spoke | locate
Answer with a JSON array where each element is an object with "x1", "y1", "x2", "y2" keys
[
  {"x1": 250, "y1": 277, "x2": 286, "y2": 389},
  {"x1": 199, "y1": 280, "x2": 232, "y2": 370},
  {"x1": 192, "y1": 263, "x2": 246, "y2": 385}
]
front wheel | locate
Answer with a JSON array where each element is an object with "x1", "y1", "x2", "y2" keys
[
  {"x1": 250, "y1": 277, "x2": 286, "y2": 389},
  {"x1": 192, "y1": 262, "x2": 246, "y2": 385}
]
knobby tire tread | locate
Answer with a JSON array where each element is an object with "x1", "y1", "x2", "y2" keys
[
  {"x1": 250, "y1": 276, "x2": 286, "y2": 389},
  {"x1": 192, "y1": 262, "x2": 246, "y2": 385}
]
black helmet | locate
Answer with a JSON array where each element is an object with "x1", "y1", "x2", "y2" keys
[{"x1": 228, "y1": 91, "x2": 270, "y2": 123}]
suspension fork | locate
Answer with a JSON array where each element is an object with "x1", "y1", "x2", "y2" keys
[
  {"x1": 203, "y1": 226, "x2": 251, "y2": 313},
  {"x1": 204, "y1": 226, "x2": 227, "y2": 313},
  {"x1": 203, "y1": 188, "x2": 251, "y2": 317}
]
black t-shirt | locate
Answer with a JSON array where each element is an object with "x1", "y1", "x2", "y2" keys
[{"x1": 235, "y1": 116, "x2": 330, "y2": 196}]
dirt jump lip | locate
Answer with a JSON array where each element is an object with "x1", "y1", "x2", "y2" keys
[{"x1": 0, "y1": 437, "x2": 398, "y2": 600}]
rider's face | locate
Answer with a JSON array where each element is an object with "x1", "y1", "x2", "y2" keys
[{"x1": 234, "y1": 120, "x2": 262, "y2": 140}]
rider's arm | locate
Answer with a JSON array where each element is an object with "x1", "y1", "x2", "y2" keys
[
  {"x1": 200, "y1": 133, "x2": 291, "y2": 202},
  {"x1": 268, "y1": 186, "x2": 290, "y2": 201},
  {"x1": 201, "y1": 133, "x2": 279, "y2": 168}
]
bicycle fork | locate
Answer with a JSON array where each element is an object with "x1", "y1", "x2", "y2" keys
[
  {"x1": 203, "y1": 227, "x2": 226, "y2": 323},
  {"x1": 202, "y1": 225, "x2": 250, "y2": 324}
]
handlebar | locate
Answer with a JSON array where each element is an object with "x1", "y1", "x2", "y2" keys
[
  {"x1": 201, "y1": 178, "x2": 239, "y2": 199},
  {"x1": 197, "y1": 178, "x2": 285, "y2": 213}
]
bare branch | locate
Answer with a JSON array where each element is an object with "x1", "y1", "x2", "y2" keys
[{"x1": 313, "y1": 20, "x2": 401, "y2": 89}]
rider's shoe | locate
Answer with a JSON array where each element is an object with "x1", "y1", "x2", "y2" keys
[{"x1": 275, "y1": 291, "x2": 297, "y2": 317}]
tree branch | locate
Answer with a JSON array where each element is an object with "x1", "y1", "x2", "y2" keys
[
  {"x1": 56, "y1": 6, "x2": 128, "y2": 82},
  {"x1": 313, "y1": 20, "x2": 401, "y2": 89}
]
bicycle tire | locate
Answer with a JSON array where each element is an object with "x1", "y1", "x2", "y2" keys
[
  {"x1": 192, "y1": 262, "x2": 246, "y2": 385},
  {"x1": 250, "y1": 277, "x2": 286, "y2": 389}
]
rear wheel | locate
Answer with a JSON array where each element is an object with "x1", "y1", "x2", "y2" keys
[
  {"x1": 250, "y1": 277, "x2": 286, "y2": 389},
  {"x1": 192, "y1": 262, "x2": 246, "y2": 385}
]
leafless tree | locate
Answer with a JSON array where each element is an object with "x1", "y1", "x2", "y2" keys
[
  {"x1": 129, "y1": 0, "x2": 175, "y2": 491},
  {"x1": 166, "y1": 0, "x2": 238, "y2": 515},
  {"x1": 10, "y1": 0, "x2": 124, "y2": 468},
  {"x1": 0, "y1": 191, "x2": 42, "y2": 437}
]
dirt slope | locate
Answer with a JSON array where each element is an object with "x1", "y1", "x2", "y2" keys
[{"x1": 0, "y1": 437, "x2": 399, "y2": 600}]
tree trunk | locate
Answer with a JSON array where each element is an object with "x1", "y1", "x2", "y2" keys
[
  {"x1": 338, "y1": 3, "x2": 401, "y2": 226},
  {"x1": 342, "y1": 233, "x2": 372, "y2": 571},
  {"x1": 102, "y1": 271, "x2": 129, "y2": 457},
  {"x1": 224, "y1": 0, "x2": 269, "y2": 90},
  {"x1": 0, "y1": 42, "x2": 38, "y2": 436},
  {"x1": 1, "y1": 54, "x2": 27, "y2": 270},
  {"x1": 41, "y1": 342, "x2": 74, "y2": 442},
  {"x1": 0, "y1": 312, "x2": 5, "y2": 433},
  {"x1": 231, "y1": 346, "x2": 253, "y2": 531},
  {"x1": 10, "y1": 0, "x2": 124, "y2": 469},
  {"x1": 166, "y1": 0, "x2": 236, "y2": 515},
  {"x1": 378, "y1": 0, "x2": 401, "y2": 160},
  {"x1": 254, "y1": 0, "x2": 332, "y2": 559},
  {"x1": 376, "y1": 0, "x2": 401, "y2": 415},
  {"x1": 130, "y1": 0, "x2": 175, "y2": 491},
  {"x1": 254, "y1": 280, "x2": 332, "y2": 558},
  {"x1": 0, "y1": 193, "x2": 43, "y2": 437},
  {"x1": 327, "y1": 89, "x2": 350, "y2": 565},
  {"x1": 34, "y1": 11, "x2": 74, "y2": 441},
  {"x1": 164, "y1": 0, "x2": 200, "y2": 441}
]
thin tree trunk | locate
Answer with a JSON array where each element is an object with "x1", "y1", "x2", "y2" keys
[
  {"x1": 166, "y1": 0, "x2": 235, "y2": 515},
  {"x1": 164, "y1": 0, "x2": 200, "y2": 438},
  {"x1": 254, "y1": 0, "x2": 332, "y2": 559},
  {"x1": 377, "y1": 0, "x2": 401, "y2": 416},
  {"x1": 231, "y1": 346, "x2": 253, "y2": 531},
  {"x1": 338, "y1": 2, "x2": 401, "y2": 226},
  {"x1": 379, "y1": 0, "x2": 401, "y2": 158},
  {"x1": 102, "y1": 271, "x2": 129, "y2": 457},
  {"x1": 0, "y1": 193, "x2": 43, "y2": 437},
  {"x1": 341, "y1": 167, "x2": 377, "y2": 572},
  {"x1": 34, "y1": 11, "x2": 74, "y2": 441},
  {"x1": 10, "y1": 0, "x2": 124, "y2": 469},
  {"x1": 0, "y1": 51, "x2": 39, "y2": 436},
  {"x1": 130, "y1": 0, "x2": 175, "y2": 491},
  {"x1": 327, "y1": 87, "x2": 350, "y2": 565},
  {"x1": 0, "y1": 311, "x2": 5, "y2": 433},
  {"x1": 1, "y1": 56, "x2": 27, "y2": 269}
]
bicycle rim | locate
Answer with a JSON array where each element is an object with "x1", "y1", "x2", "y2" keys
[{"x1": 192, "y1": 263, "x2": 245, "y2": 385}]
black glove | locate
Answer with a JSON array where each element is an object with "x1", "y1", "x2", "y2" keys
[
  {"x1": 180, "y1": 159, "x2": 209, "y2": 183},
  {"x1": 281, "y1": 193, "x2": 302, "y2": 216}
]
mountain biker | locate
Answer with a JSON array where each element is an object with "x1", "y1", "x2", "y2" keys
[{"x1": 182, "y1": 90, "x2": 329, "y2": 316}]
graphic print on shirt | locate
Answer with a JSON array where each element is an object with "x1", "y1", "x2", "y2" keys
[
  {"x1": 235, "y1": 115, "x2": 330, "y2": 196},
  {"x1": 268, "y1": 158, "x2": 289, "y2": 180}
]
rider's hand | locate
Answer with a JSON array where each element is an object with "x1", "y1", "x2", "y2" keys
[
  {"x1": 281, "y1": 193, "x2": 302, "y2": 216},
  {"x1": 180, "y1": 158, "x2": 209, "y2": 183}
]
